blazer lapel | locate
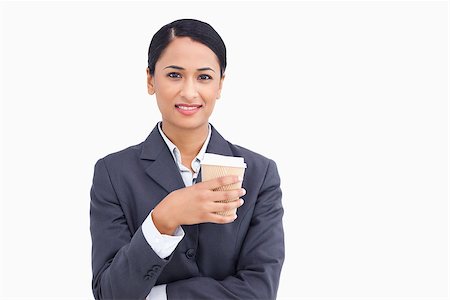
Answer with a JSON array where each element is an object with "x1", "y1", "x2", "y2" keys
[
  {"x1": 197, "y1": 124, "x2": 235, "y2": 183},
  {"x1": 207, "y1": 124, "x2": 234, "y2": 156},
  {"x1": 139, "y1": 124, "x2": 185, "y2": 193}
]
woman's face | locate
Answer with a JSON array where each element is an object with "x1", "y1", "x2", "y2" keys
[{"x1": 147, "y1": 37, "x2": 224, "y2": 132}]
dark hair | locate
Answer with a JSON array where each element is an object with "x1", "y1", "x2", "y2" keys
[{"x1": 147, "y1": 19, "x2": 226, "y2": 78}]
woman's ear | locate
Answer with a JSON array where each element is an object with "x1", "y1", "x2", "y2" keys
[
  {"x1": 217, "y1": 74, "x2": 225, "y2": 99},
  {"x1": 146, "y1": 68, "x2": 155, "y2": 95}
]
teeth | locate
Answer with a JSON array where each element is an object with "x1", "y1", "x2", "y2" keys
[{"x1": 178, "y1": 106, "x2": 199, "y2": 111}]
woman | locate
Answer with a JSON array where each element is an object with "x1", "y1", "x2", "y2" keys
[{"x1": 90, "y1": 18, "x2": 284, "y2": 300}]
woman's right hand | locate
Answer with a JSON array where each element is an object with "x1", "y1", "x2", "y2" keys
[{"x1": 151, "y1": 175, "x2": 246, "y2": 235}]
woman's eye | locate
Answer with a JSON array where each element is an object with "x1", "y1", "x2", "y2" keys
[
  {"x1": 199, "y1": 74, "x2": 212, "y2": 80},
  {"x1": 167, "y1": 72, "x2": 181, "y2": 78},
  {"x1": 166, "y1": 73, "x2": 211, "y2": 80}
]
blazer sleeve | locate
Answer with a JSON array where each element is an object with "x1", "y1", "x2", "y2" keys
[
  {"x1": 90, "y1": 158, "x2": 171, "y2": 300},
  {"x1": 166, "y1": 159, "x2": 285, "y2": 300}
]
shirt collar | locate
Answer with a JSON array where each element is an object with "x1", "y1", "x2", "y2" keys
[{"x1": 157, "y1": 121, "x2": 212, "y2": 170}]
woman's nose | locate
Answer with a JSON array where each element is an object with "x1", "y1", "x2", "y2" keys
[{"x1": 179, "y1": 79, "x2": 199, "y2": 100}]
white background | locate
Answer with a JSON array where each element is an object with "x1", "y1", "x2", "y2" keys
[{"x1": 0, "y1": 1, "x2": 448, "y2": 299}]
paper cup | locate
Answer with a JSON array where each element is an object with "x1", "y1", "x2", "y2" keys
[{"x1": 201, "y1": 154, "x2": 247, "y2": 216}]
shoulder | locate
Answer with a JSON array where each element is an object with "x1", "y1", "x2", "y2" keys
[
  {"x1": 210, "y1": 124, "x2": 280, "y2": 180},
  {"x1": 226, "y1": 141, "x2": 280, "y2": 183},
  {"x1": 94, "y1": 141, "x2": 145, "y2": 172},
  {"x1": 228, "y1": 142, "x2": 272, "y2": 166}
]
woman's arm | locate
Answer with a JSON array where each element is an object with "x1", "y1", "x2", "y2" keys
[
  {"x1": 90, "y1": 158, "x2": 171, "y2": 300},
  {"x1": 90, "y1": 157, "x2": 246, "y2": 299},
  {"x1": 166, "y1": 159, "x2": 285, "y2": 300}
]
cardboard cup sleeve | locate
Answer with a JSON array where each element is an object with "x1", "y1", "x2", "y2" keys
[{"x1": 200, "y1": 154, "x2": 247, "y2": 216}]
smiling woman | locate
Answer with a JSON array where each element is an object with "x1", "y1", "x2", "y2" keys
[
  {"x1": 147, "y1": 36, "x2": 223, "y2": 138},
  {"x1": 89, "y1": 18, "x2": 284, "y2": 300}
]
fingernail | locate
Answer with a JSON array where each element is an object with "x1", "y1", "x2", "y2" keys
[
  {"x1": 240, "y1": 199, "x2": 244, "y2": 205},
  {"x1": 241, "y1": 188, "x2": 246, "y2": 196},
  {"x1": 237, "y1": 176, "x2": 244, "y2": 182}
]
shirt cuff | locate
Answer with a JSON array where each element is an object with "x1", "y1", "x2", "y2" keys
[
  {"x1": 146, "y1": 284, "x2": 167, "y2": 300},
  {"x1": 142, "y1": 210, "x2": 184, "y2": 259}
]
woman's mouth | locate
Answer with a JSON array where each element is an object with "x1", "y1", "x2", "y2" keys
[{"x1": 175, "y1": 104, "x2": 203, "y2": 115}]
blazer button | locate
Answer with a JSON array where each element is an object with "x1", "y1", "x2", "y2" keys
[
  {"x1": 151, "y1": 265, "x2": 161, "y2": 272},
  {"x1": 185, "y1": 248, "x2": 195, "y2": 259}
]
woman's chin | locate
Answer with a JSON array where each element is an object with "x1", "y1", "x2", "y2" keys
[{"x1": 165, "y1": 118, "x2": 209, "y2": 131}]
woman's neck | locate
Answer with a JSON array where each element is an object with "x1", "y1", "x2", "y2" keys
[{"x1": 161, "y1": 121, "x2": 209, "y2": 158}]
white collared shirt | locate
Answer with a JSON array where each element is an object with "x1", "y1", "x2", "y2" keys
[
  {"x1": 157, "y1": 121, "x2": 212, "y2": 187},
  {"x1": 143, "y1": 121, "x2": 212, "y2": 300}
]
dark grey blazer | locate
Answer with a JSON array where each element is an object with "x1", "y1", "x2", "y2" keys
[{"x1": 90, "y1": 123, "x2": 284, "y2": 300}]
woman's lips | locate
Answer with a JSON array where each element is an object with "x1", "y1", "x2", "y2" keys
[{"x1": 175, "y1": 104, "x2": 202, "y2": 116}]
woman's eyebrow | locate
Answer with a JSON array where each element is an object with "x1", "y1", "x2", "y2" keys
[{"x1": 163, "y1": 65, "x2": 215, "y2": 72}]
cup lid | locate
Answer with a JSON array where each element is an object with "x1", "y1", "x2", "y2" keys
[{"x1": 201, "y1": 153, "x2": 247, "y2": 168}]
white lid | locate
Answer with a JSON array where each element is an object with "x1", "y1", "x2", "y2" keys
[{"x1": 201, "y1": 153, "x2": 247, "y2": 168}]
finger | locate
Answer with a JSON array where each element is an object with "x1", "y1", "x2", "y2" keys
[
  {"x1": 213, "y1": 199, "x2": 244, "y2": 212},
  {"x1": 206, "y1": 212, "x2": 238, "y2": 224},
  {"x1": 210, "y1": 188, "x2": 246, "y2": 202},
  {"x1": 197, "y1": 175, "x2": 242, "y2": 191},
  {"x1": 205, "y1": 198, "x2": 243, "y2": 212}
]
